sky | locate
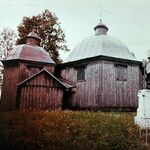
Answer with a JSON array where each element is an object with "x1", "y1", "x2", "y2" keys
[{"x1": 0, "y1": 0, "x2": 150, "y2": 61}]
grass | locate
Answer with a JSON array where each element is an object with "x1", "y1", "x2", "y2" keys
[{"x1": 0, "y1": 110, "x2": 141, "y2": 150}]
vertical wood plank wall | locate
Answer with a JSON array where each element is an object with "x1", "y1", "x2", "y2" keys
[
  {"x1": 1, "y1": 65, "x2": 19, "y2": 110},
  {"x1": 18, "y1": 72, "x2": 63, "y2": 110},
  {"x1": 19, "y1": 63, "x2": 54, "y2": 82},
  {"x1": 61, "y1": 60, "x2": 141, "y2": 110},
  {"x1": 0, "y1": 62, "x2": 55, "y2": 111}
]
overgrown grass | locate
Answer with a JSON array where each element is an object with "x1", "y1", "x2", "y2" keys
[{"x1": 0, "y1": 110, "x2": 141, "y2": 150}]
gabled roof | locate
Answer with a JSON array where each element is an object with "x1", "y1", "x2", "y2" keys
[{"x1": 17, "y1": 68, "x2": 74, "y2": 89}]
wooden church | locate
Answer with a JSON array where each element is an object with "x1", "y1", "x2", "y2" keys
[
  {"x1": 0, "y1": 20, "x2": 142, "y2": 111},
  {"x1": 0, "y1": 32, "x2": 73, "y2": 111},
  {"x1": 59, "y1": 20, "x2": 142, "y2": 111}
]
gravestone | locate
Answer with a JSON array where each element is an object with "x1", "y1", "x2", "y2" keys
[{"x1": 135, "y1": 89, "x2": 150, "y2": 128}]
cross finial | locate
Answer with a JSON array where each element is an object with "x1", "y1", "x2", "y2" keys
[
  {"x1": 98, "y1": 1, "x2": 111, "y2": 20},
  {"x1": 99, "y1": 2, "x2": 103, "y2": 19}
]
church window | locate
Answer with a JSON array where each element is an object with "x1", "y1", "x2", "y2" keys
[
  {"x1": 115, "y1": 64, "x2": 127, "y2": 81},
  {"x1": 76, "y1": 66, "x2": 85, "y2": 81}
]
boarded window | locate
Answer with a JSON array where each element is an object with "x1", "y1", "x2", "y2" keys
[
  {"x1": 116, "y1": 64, "x2": 127, "y2": 81},
  {"x1": 76, "y1": 66, "x2": 85, "y2": 81}
]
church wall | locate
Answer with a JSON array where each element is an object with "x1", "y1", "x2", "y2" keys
[
  {"x1": 0, "y1": 63, "x2": 19, "y2": 111},
  {"x1": 19, "y1": 62, "x2": 55, "y2": 82},
  {"x1": 0, "y1": 61, "x2": 55, "y2": 111},
  {"x1": 61, "y1": 67, "x2": 76, "y2": 84},
  {"x1": 61, "y1": 59, "x2": 141, "y2": 110}
]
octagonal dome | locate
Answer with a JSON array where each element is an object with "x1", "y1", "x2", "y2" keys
[
  {"x1": 5, "y1": 44, "x2": 55, "y2": 64},
  {"x1": 64, "y1": 20, "x2": 136, "y2": 63}
]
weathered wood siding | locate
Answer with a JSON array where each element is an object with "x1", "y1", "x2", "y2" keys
[
  {"x1": 19, "y1": 62, "x2": 54, "y2": 82},
  {"x1": 0, "y1": 64, "x2": 19, "y2": 111},
  {"x1": 0, "y1": 61, "x2": 55, "y2": 111},
  {"x1": 61, "y1": 60, "x2": 141, "y2": 110},
  {"x1": 17, "y1": 72, "x2": 63, "y2": 110}
]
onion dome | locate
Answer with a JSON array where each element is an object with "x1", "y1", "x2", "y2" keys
[
  {"x1": 64, "y1": 20, "x2": 137, "y2": 62},
  {"x1": 5, "y1": 31, "x2": 55, "y2": 64},
  {"x1": 94, "y1": 19, "x2": 108, "y2": 35}
]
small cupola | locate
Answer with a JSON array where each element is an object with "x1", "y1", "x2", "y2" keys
[
  {"x1": 94, "y1": 19, "x2": 108, "y2": 35},
  {"x1": 26, "y1": 31, "x2": 41, "y2": 46}
]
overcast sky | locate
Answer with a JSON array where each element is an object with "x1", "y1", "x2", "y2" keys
[{"x1": 0, "y1": 0, "x2": 150, "y2": 61}]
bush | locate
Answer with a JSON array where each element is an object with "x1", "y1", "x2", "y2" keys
[{"x1": 0, "y1": 111, "x2": 140, "y2": 150}]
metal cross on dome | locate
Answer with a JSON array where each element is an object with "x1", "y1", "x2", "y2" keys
[{"x1": 98, "y1": 2, "x2": 111, "y2": 20}]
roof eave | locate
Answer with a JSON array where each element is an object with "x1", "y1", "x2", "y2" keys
[
  {"x1": 61, "y1": 55, "x2": 142, "y2": 67},
  {"x1": 2, "y1": 59, "x2": 55, "y2": 66}
]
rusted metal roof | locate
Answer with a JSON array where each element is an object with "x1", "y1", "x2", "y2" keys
[{"x1": 5, "y1": 44, "x2": 55, "y2": 64}]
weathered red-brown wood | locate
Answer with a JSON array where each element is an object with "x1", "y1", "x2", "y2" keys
[
  {"x1": 19, "y1": 62, "x2": 54, "y2": 82},
  {"x1": 0, "y1": 63, "x2": 19, "y2": 110},
  {"x1": 17, "y1": 71, "x2": 64, "y2": 110},
  {"x1": 0, "y1": 57, "x2": 57, "y2": 111}
]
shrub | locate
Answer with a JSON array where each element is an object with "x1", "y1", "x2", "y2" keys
[{"x1": 0, "y1": 111, "x2": 140, "y2": 150}]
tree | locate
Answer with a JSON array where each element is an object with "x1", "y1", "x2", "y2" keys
[
  {"x1": 16, "y1": 9, "x2": 69, "y2": 63},
  {"x1": 0, "y1": 28, "x2": 17, "y2": 89},
  {"x1": 0, "y1": 28, "x2": 17, "y2": 60}
]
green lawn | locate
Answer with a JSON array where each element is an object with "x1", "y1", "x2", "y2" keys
[{"x1": 0, "y1": 110, "x2": 141, "y2": 150}]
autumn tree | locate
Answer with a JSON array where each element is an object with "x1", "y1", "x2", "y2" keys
[{"x1": 16, "y1": 9, "x2": 69, "y2": 63}]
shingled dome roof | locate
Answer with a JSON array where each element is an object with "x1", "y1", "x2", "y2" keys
[
  {"x1": 5, "y1": 44, "x2": 55, "y2": 64},
  {"x1": 64, "y1": 20, "x2": 137, "y2": 62}
]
